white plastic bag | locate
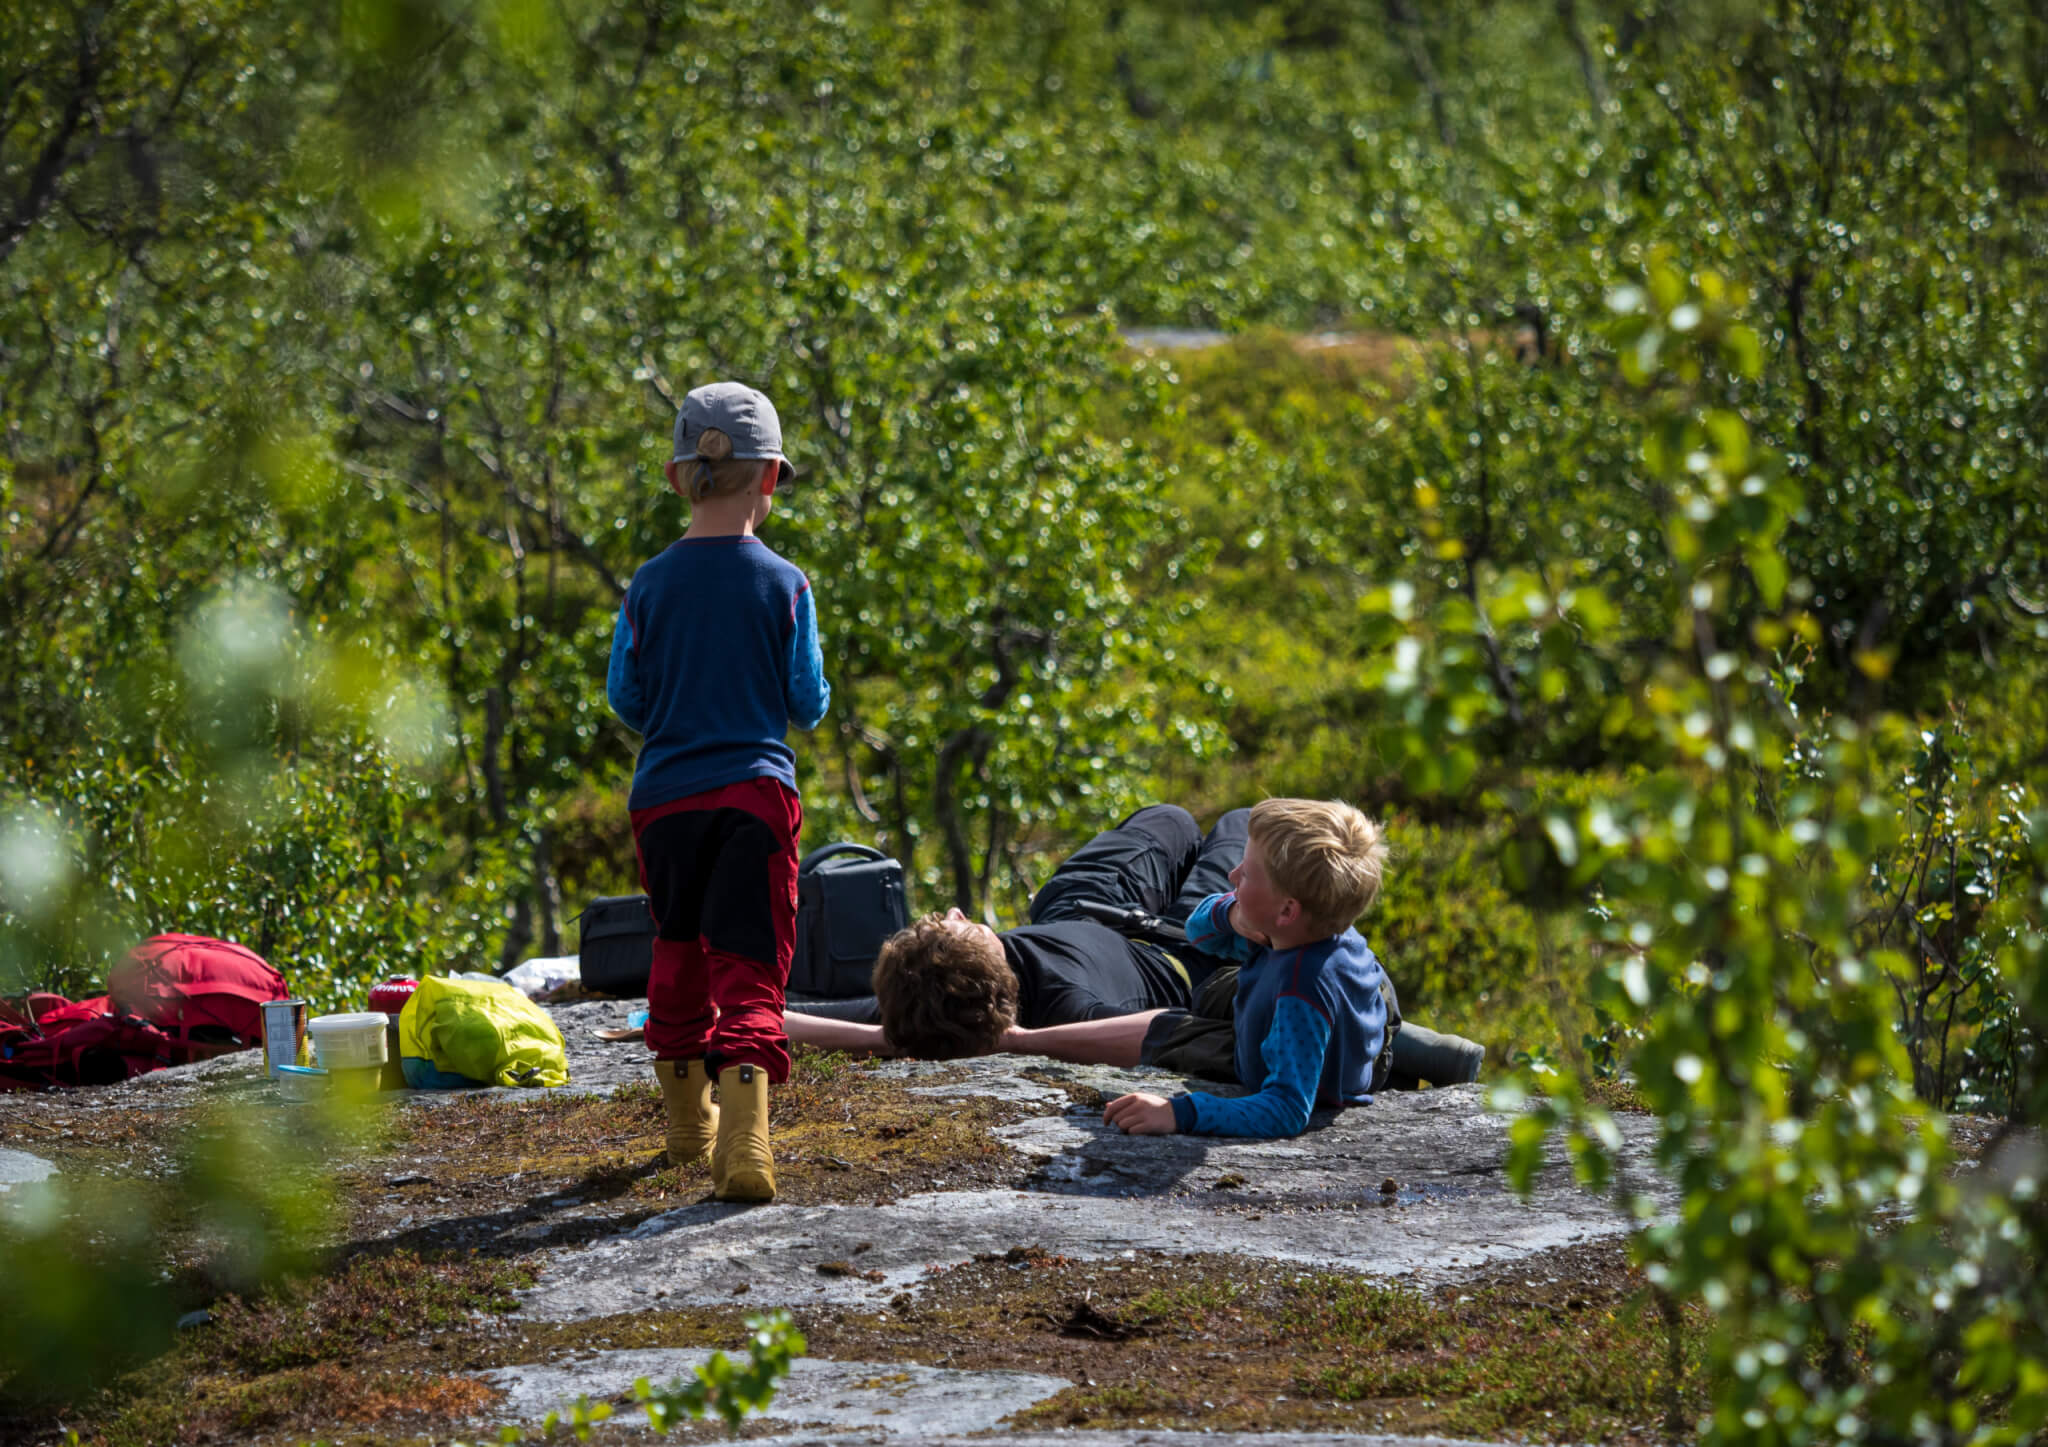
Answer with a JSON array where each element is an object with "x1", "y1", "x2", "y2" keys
[{"x1": 500, "y1": 955, "x2": 581, "y2": 999}]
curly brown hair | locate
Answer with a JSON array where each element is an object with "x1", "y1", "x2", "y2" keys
[{"x1": 872, "y1": 913, "x2": 1018, "y2": 1059}]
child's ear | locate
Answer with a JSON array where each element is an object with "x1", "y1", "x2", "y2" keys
[
  {"x1": 761, "y1": 460, "x2": 780, "y2": 495},
  {"x1": 1275, "y1": 897, "x2": 1303, "y2": 932},
  {"x1": 663, "y1": 459, "x2": 686, "y2": 497}
]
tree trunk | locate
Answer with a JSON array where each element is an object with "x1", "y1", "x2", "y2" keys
[
  {"x1": 933, "y1": 724, "x2": 991, "y2": 912},
  {"x1": 1382, "y1": 0, "x2": 1455, "y2": 148},
  {"x1": 534, "y1": 824, "x2": 562, "y2": 957},
  {"x1": 1556, "y1": 0, "x2": 1609, "y2": 113},
  {"x1": 482, "y1": 686, "x2": 509, "y2": 828},
  {"x1": 501, "y1": 893, "x2": 534, "y2": 973}
]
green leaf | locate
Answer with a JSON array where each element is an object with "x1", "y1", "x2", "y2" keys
[
  {"x1": 1746, "y1": 545, "x2": 1788, "y2": 609},
  {"x1": 1721, "y1": 324, "x2": 1763, "y2": 379}
]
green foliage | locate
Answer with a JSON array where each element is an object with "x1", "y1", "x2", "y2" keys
[
  {"x1": 0, "y1": 1103, "x2": 342, "y2": 1406},
  {"x1": 0, "y1": 577, "x2": 495, "y2": 1004},
  {"x1": 1861, "y1": 719, "x2": 2041, "y2": 1115},
  {"x1": 0, "y1": 1181, "x2": 175, "y2": 1405},
  {"x1": 1368, "y1": 815, "x2": 1565, "y2": 1058},
  {"x1": 521, "y1": 1311, "x2": 806, "y2": 1441},
  {"x1": 8, "y1": 0, "x2": 2045, "y2": 981},
  {"x1": 3, "y1": 737, "x2": 487, "y2": 1006},
  {"x1": 632, "y1": 1311, "x2": 807, "y2": 1435},
  {"x1": 1424, "y1": 258, "x2": 2048, "y2": 1446}
]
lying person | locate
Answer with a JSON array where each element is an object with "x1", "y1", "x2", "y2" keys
[
  {"x1": 1101, "y1": 796, "x2": 1396, "y2": 1137},
  {"x1": 788, "y1": 803, "x2": 1240, "y2": 1062},
  {"x1": 782, "y1": 802, "x2": 1484, "y2": 1127}
]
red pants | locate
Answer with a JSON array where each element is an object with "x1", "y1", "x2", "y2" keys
[{"x1": 631, "y1": 777, "x2": 801, "y2": 1082}]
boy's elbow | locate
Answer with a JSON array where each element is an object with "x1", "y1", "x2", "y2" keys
[
  {"x1": 1183, "y1": 904, "x2": 1226, "y2": 951},
  {"x1": 1264, "y1": 1078, "x2": 1317, "y2": 1137},
  {"x1": 1246, "y1": 1087, "x2": 1313, "y2": 1138}
]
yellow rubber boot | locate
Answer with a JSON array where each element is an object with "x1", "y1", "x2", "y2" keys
[
  {"x1": 711, "y1": 1064, "x2": 776, "y2": 1202},
  {"x1": 653, "y1": 1058, "x2": 718, "y2": 1166}
]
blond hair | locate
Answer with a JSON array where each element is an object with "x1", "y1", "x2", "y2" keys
[
  {"x1": 1247, "y1": 797, "x2": 1387, "y2": 932},
  {"x1": 683, "y1": 427, "x2": 772, "y2": 502}
]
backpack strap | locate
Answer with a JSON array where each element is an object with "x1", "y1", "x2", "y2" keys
[{"x1": 799, "y1": 842, "x2": 888, "y2": 873}]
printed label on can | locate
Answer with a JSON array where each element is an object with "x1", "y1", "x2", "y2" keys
[{"x1": 261, "y1": 999, "x2": 309, "y2": 1078}]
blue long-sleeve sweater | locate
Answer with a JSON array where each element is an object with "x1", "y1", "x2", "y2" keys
[
  {"x1": 606, "y1": 535, "x2": 829, "y2": 809},
  {"x1": 1167, "y1": 892, "x2": 1390, "y2": 1137}
]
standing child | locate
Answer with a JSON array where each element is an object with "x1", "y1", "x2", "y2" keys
[
  {"x1": 606, "y1": 381, "x2": 829, "y2": 1201},
  {"x1": 1102, "y1": 798, "x2": 1394, "y2": 1138}
]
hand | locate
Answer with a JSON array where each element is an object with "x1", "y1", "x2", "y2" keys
[{"x1": 1103, "y1": 1091, "x2": 1178, "y2": 1135}]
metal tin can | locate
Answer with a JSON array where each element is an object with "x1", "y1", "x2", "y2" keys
[{"x1": 260, "y1": 999, "x2": 309, "y2": 1078}]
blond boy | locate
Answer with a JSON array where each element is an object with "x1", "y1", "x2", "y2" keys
[{"x1": 1102, "y1": 798, "x2": 1394, "y2": 1138}]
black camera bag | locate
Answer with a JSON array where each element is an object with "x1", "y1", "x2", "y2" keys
[
  {"x1": 576, "y1": 894, "x2": 657, "y2": 997},
  {"x1": 791, "y1": 843, "x2": 909, "y2": 999}
]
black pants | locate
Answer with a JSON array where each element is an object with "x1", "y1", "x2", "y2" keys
[
  {"x1": 1141, "y1": 962, "x2": 1245, "y2": 1082},
  {"x1": 1027, "y1": 804, "x2": 1248, "y2": 989}
]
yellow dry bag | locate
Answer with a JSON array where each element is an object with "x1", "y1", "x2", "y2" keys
[{"x1": 397, "y1": 974, "x2": 569, "y2": 1089}]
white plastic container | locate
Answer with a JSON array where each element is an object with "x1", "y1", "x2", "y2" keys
[
  {"x1": 307, "y1": 1012, "x2": 390, "y2": 1070},
  {"x1": 275, "y1": 1064, "x2": 329, "y2": 1101}
]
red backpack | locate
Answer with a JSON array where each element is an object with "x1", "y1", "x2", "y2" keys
[
  {"x1": 32, "y1": 993, "x2": 111, "y2": 1031},
  {"x1": 0, "y1": 992, "x2": 73, "y2": 1031},
  {"x1": 107, "y1": 935, "x2": 290, "y2": 1063},
  {"x1": 0, "y1": 1013, "x2": 175, "y2": 1092}
]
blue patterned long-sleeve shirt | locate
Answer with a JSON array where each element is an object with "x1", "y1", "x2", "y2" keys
[{"x1": 1166, "y1": 892, "x2": 1390, "y2": 1138}]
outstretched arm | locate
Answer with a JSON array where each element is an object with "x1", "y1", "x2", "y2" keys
[
  {"x1": 999, "y1": 1010, "x2": 1166, "y2": 1068},
  {"x1": 784, "y1": 1011, "x2": 899, "y2": 1056},
  {"x1": 788, "y1": 1007, "x2": 1169, "y2": 1066}
]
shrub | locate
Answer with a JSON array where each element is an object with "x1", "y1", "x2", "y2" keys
[
  {"x1": 1377, "y1": 253, "x2": 2048, "y2": 1446},
  {"x1": 1371, "y1": 815, "x2": 1586, "y2": 1062},
  {"x1": 2, "y1": 737, "x2": 492, "y2": 1011}
]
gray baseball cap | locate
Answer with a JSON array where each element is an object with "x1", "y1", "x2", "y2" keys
[{"x1": 671, "y1": 381, "x2": 796, "y2": 482}]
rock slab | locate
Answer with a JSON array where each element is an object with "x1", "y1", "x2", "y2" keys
[
  {"x1": 480, "y1": 1351, "x2": 1069, "y2": 1435},
  {"x1": 0, "y1": 1147, "x2": 56, "y2": 1195},
  {"x1": 518, "y1": 1073, "x2": 1661, "y2": 1320}
]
